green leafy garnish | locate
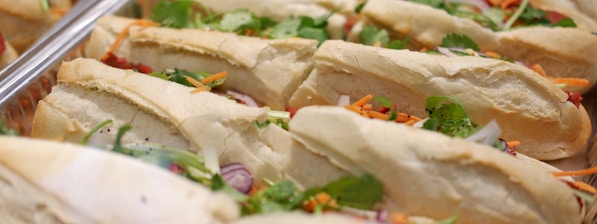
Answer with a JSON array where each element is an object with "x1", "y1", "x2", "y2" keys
[
  {"x1": 219, "y1": 9, "x2": 263, "y2": 34},
  {"x1": 0, "y1": 120, "x2": 18, "y2": 136},
  {"x1": 441, "y1": 33, "x2": 480, "y2": 51},
  {"x1": 40, "y1": 0, "x2": 50, "y2": 12},
  {"x1": 149, "y1": 68, "x2": 225, "y2": 88},
  {"x1": 410, "y1": 0, "x2": 443, "y2": 8},
  {"x1": 437, "y1": 214, "x2": 460, "y2": 224},
  {"x1": 359, "y1": 26, "x2": 409, "y2": 49},
  {"x1": 324, "y1": 174, "x2": 383, "y2": 209},
  {"x1": 241, "y1": 180, "x2": 305, "y2": 215},
  {"x1": 150, "y1": 0, "x2": 194, "y2": 28},
  {"x1": 373, "y1": 96, "x2": 397, "y2": 121},
  {"x1": 354, "y1": 2, "x2": 366, "y2": 13},
  {"x1": 112, "y1": 125, "x2": 132, "y2": 154},
  {"x1": 422, "y1": 96, "x2": 481, "y2": 138},
  {"x1": 149, "y1": 0, "x2": 331, "y2": 45},
  {"x1": 81, "y1": 119, "x2": 113, "y2": 145},
  {"x1": 555, "y1": 18, "x2": 577, "y2": 27},
  {"x1": 359, "y1": 25, "x2": 390, "y2": 47}
]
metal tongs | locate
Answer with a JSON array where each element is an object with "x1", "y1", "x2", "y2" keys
[{"x1": 0, "y1": 0, "x2": 131, "y2": 107}]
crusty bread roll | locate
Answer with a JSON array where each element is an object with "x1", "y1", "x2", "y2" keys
[
  {"x1": 0, "y1": 136, "x2": 239, "y2": 223},
  {"x1": 289, "y1": 105, "x2": 580, "y2": 224},
  {"x1": 0, "y1": 0, "x2": 70, "y2": 53},
  {"x1": 289, "y1": 40, "x2": 591, "y2": 161},
  {"x1": 356, "y1": 0, "x2": 597, "y2": 94},
  {"x1": 84, "y1": 15, "x2": 317, "y2": 110},
  {"x1": 0, "y1": 39, "x2": 18, "y2": 69},
  {"x1": 31, "y1": 58, "x2": 287, "y2": 186}
]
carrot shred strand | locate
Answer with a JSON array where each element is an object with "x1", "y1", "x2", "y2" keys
[
  {"x1": 201, "y1": 71, "x2": 228, "y2": 84},
  {"x1": 552, "y1": 166, "x2": 597, "y2": 177},
  {"x1": 352, "y1": 94, "x2": 373, "y2": 107}
]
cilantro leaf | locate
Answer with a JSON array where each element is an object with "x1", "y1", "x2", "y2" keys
[
  {"x1": 359, "y1": 25, "x2": 389, "y2": 47},
  {"x1": 219, "y1": 9, "x2": 262, "y2": 34},
  {"x1": 150, "y1": 68, "x2": 225, "y2": 88},
  {"x1": 242, "y1": 180, "x2": 304, "y2": 215},
  {"x1": 555, "y1": 18, "x2": 576, "y2": 27},
  {"x1": 410, "y1": 0, "x2": 444, "y2": 8},
  {"x1": 0, "y1": 120, "x2": 18, "y2": 136},
  {"x1": 269, "y1": 17, "x2": 302, "y2": 39},
  {"x1": 388, "y1": 38, "x2": 409, "y2": 50},
  {"x1": 324, "y1": 174, "x2": 383, "y2": 209},
  {"x1": 441, "y1": 33, "x2": 480, "y2": 51},
  {"x1": 355, "y1": 2, "x2": 366, "y2": 13},
  {"x1": 373, "y1": 96, "x2": 398, "y2": 120},
  {"x1": 422, "y1": 96, "x2": 481, "y2": 138},
  {"x1": 150, "y1": 0, "x2": 193, "y2": 28},
  {"x1": 437, "y1": 215, "x2": 460, "y2": 224}
]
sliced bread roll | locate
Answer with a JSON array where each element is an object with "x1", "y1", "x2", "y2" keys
[
  {"x1": 0, "y1": 136, "x2": 238, "y2": 223},
  {"x1": 289, "y1": 40, "x2": 591, "y2": 160},
  {"x1": 0, "y1": 0, "x2": 70, "y2": 53},
  {"x1": 356, "y1": 0, "x2": 597, "y2": 94},
  {"x1": 289, "y1": 106, "x2": 580, "y2": 224},
  {"x1": 31, "y1": 58, "x2": 287, "y2": 186},
  {"x1": 85, "y1": 15, "x2": 318, "y2": 110}
]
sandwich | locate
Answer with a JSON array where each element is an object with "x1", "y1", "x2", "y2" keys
[
  {"x1": 349, "y1": 0, "x2": 597, "y2": 94},
  {"x1": 289, "y1": 40, "x2": 591, "y2": 161}
]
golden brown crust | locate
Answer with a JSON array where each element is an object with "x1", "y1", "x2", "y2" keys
[{"x1": 289, "y1": 40, "x2": 591, "y2": 160}]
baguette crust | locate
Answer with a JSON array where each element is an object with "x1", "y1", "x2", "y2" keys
[
  {"x1": 0, "y1": 136, "x2": 239, "y2": 223},
  {"x1": 0, "y1": 0, "x2": 68, "y2": 53},
  {"x1": 32, "y1": 58, "x2": 287, "y2": 186},
  {"x1": 289, "y1": 106, "x2": 580, "y2": 224},
  {"x1": 289, "y1": 40, "x2": 591, "y2": 160},
  {"x1": 361, "y1": 0, "x2": 498, "y2": 50},
  {"x1": 85, "y1": 15, "x2": 317, "y2": 110},
  {"x1": 493, "y1": 27, "x2": 597, "y2": 93},
  {"x1": 359, "y1": 0, "x2": 597, "y2": 94}
]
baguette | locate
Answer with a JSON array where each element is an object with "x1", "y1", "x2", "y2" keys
[
  {"x1": 355, "y1": 0, "x2": 597, "y2": 94},
  {"x1": 31, "y1": 58, "x2": 287, "y2": 186},
  {"x1": 289, "y1": 40, "x2": 591, "y2": 160},
  {"x1": 288, "y1": 105, "x2": 580, "y2": 224},
  {"x1": 85, "y1": 15, "x2": 318, "y2": 110},
  {"x1": 0, "y1": 0, "x2": 71, "y2": 53},
  {"x1": 0, "y1": 136, "x2": 238, "y2": 223}
]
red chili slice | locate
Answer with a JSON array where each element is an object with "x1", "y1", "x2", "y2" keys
[{"x1": 0, "y1": 33, "x2": 6, "y2": 54}]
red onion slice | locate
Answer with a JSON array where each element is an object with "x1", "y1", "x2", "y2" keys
[
  {"x1": 226, "y1": 90, "x2": 259, "y2": 107},
  {"x1": 221, "y1": 162, "x2": 254, "y2": 194},
  {"x1": 436, "y1": 47, "x2": 457, "y2": 57}
]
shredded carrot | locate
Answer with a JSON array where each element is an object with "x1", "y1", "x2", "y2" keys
[
  {"x1": 344, "y1": 105, "x2": 363, "y2": 114},
  {"x1": 391, "y1": 212, "x2": 409, "y2": 224},
  {"x1": 506, "y1": 140, "x2": 520, "y2": 148},
  {"x1": 374, "y1": 41, "x2": 382, "y2": 47},
  {"x1": 352, "y1": 94, "x2": 373, "y2": 107},
  {"x1": 395, "y1": 113, "x2": 411, "y2": 122},
  {"x1": 303, "y1": 192, "x2": 337, "y2": 212},
  {"x1": 403, "y1": 119, "x2": 417, "y2": 126},
  {"x1": 483, "y1": 51, "x2": 501, "y2": 59},
  {"x1": 201, "y1": 71, "x2": 228, "y2": 84},
  {"x1": 554, "y1": 78, "x2": 590, "y2": 87},
  {"x1": 570, "y1": 181, "x2": 597, "y2": 194},
  {"x1": 531, "y1": 64, "x2": 548, "y2": 77},
  {"x1": 50, "y1": 7, "x2": 68, "y2": 15},
  {"x1": 552, "y1": 166, "x2": 597, "y2": 177},
  {"x1": 100, "y1": 20, "x2": 160, "y2": 62},
  {"x1": 368, "y1": 111, "x2": 390, "y2": 120},
  {"x1": 184, "y1": 76, "x2": 204, "y2": 88},
  {"x1": 500, "y1": 0, "x2": 520, "y2": 9},
  {"x1": 190, "y1": 86, "x2": 212, "y2": 93}
]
